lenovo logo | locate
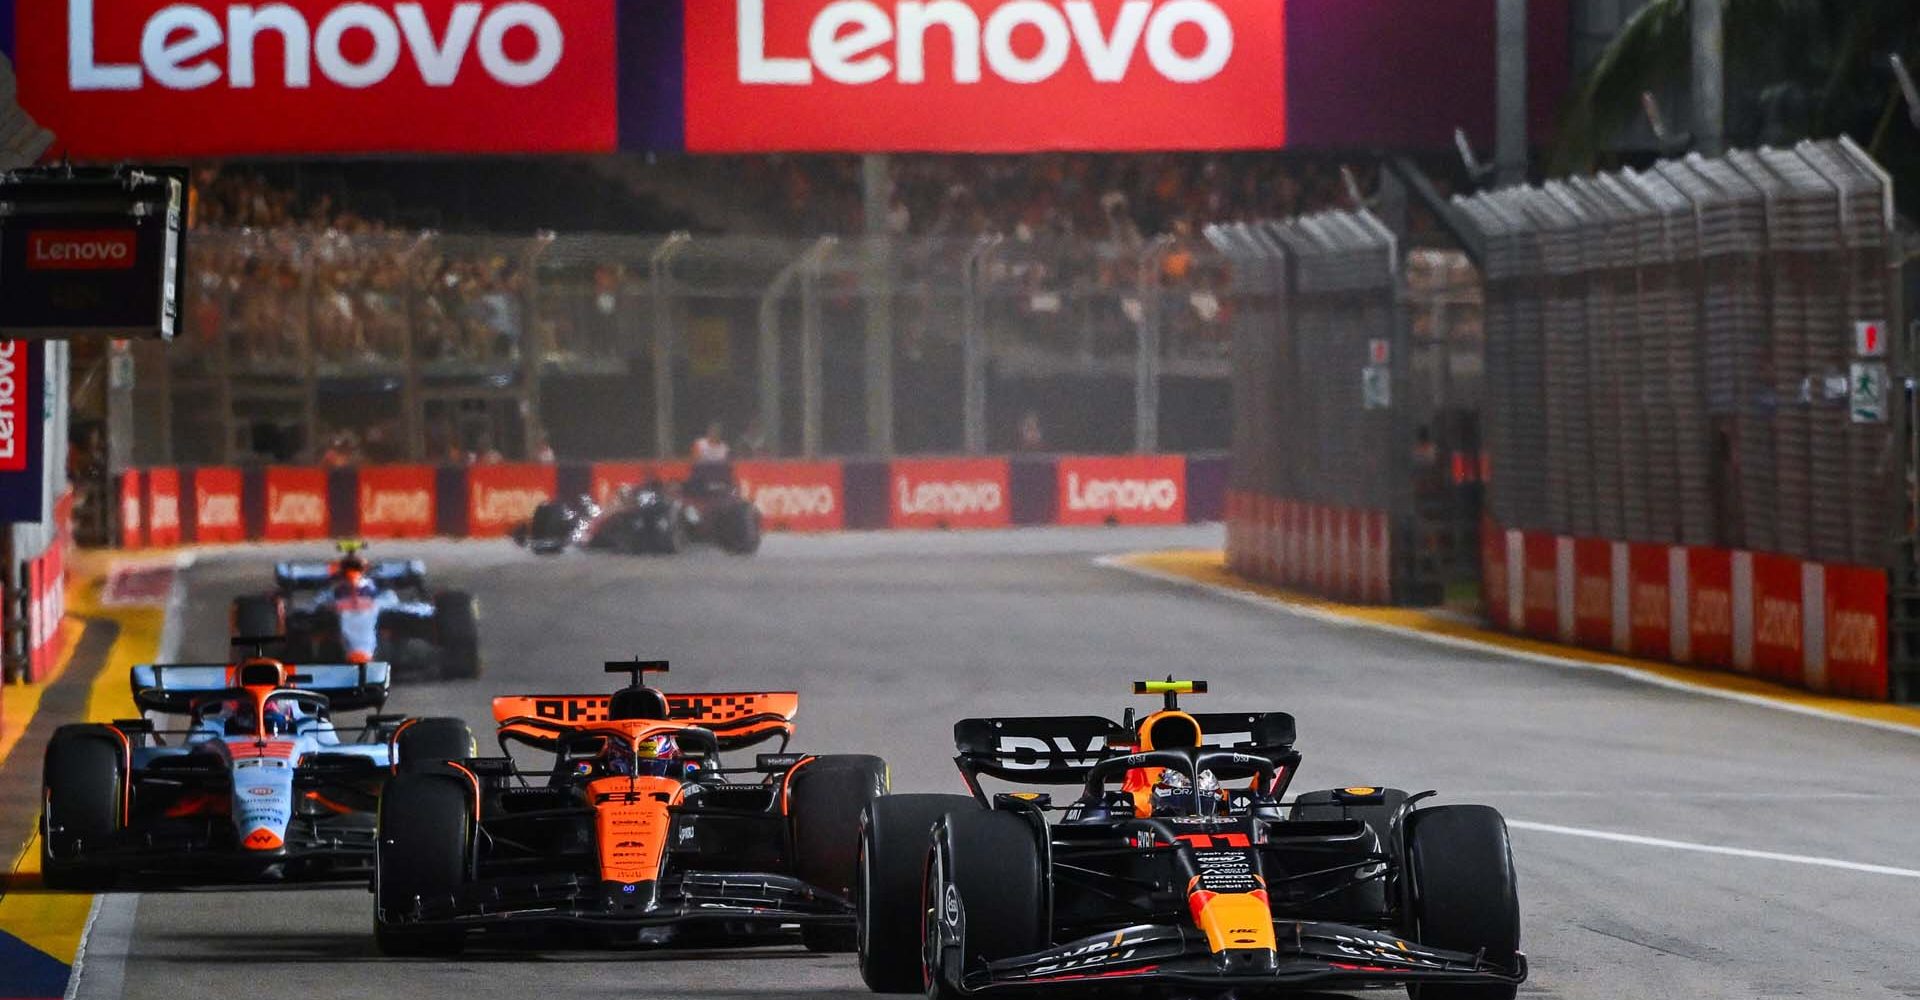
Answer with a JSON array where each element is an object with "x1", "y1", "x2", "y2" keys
[
  {"x1": 198, "y1": 492, "x2": 242, "y2": 528},
  {"x1": 738, "y1": 0, "x2": 1234, "y2": 86},
  {"x1": 268, "y1": 489, "x2": 326, "y2": 526},
  {"x1": 1064, "y1": 474, "x2": 1179, "y2": 513},
  {"x1": 362, "y1": 488, "x2": 431, "y2": 525},
  {"x1": 895, "y1": 477, "x2": 1003, "y2": 517},
  {"x1": 473, "y1": 486, "x2": 549, "y2": 525},
  {"x1": 28, "y1": 230, "x2": 138, "y2": 270},
  {"x1": 68, "y1": 0, "x2": 566, "y2": 92},
  {"x1": 749, "y1": 484, "x2": 837, "y2": 519},
  {"x1": 0, "y1": 343, "x2": 24, "y2": 472}
]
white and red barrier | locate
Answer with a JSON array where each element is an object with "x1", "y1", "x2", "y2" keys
[
  {"x1": 1222, "y1": 490, "x2": 1391, "y2": 604},
  {"x1": 1481, "y1": 520, "x2": 1889, "y2": 699},
  {"x1": 22, "y1": 491, "x2": 74, "y2": 682}
]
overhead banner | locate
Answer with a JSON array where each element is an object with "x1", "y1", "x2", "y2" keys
[{"x1": 681, "y1": 0, "x2": 1287, "y2": 152}]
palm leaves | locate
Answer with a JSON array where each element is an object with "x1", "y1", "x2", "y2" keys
[{"x1": 1551, "y1": 0, "x2": 1919, "y2": 181}]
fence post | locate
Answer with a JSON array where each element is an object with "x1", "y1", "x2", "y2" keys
[
  {"x1": 800, "y1": 240, "x2": 832, "y2": 459},
  {"x1": 1136, "y1": 238, "x2": 1173, "y2": 454},
  {"x1": 963, "y1": 236, "x2": 1000, "y2": 455},
  {"x1": 649, "y1": 232, "x2": 691, "y2": 460}
]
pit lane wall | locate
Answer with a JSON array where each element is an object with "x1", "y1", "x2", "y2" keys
[{"x1": 113, "y1": 454, "x2": 1228, "y2": 548}]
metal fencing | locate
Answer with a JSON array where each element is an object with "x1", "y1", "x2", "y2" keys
[
  {"x1": 1455, "y1": 137, "x2": 1899, "y2": 566},
  {"x1": 155, "y1": 229, "x2": 1233, "y2": 465}
]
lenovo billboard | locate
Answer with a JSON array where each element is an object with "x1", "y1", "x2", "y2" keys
[{"x1": 683, "y1": 0, "x2": 1286, "y2": 151}]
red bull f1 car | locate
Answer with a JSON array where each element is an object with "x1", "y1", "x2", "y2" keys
[
  {"x1": 856, "y1": 681, "x2": 1526, "y2": 999},
  {"x1": 230, "y1": 542, "x2": 481, "y2": 679},
  {"x1": 372, "y1": 660, "x2": 885, "y2": 955},
  {"x1": 40, "y1": 653, "x2": 474, "y2": 887}
]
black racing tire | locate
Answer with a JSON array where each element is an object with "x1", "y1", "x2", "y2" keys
[
  {"x1": 41, "y1": 728, "x2": 123, "y2": 890},
  {"x1": 1404, "y1": 805, "x2": 1521, "y2": 1000},
  {"x1": 926, "y1": 809, "x2": 1047, "y2": 999},
  {"x1": 717, "y1": 502, "x2": 762, "y2": 556},
  {"x1": 856, "y1": 794, "x2": 979, "y2": 993},
  {"x1": 374, "y1": 772, "x2": 472, "y2": 956},
  {"x1": 789, "y1": 755, "x2": 890, "y2": 953},
  {"x1": 432, "y1": 592, "x2": 482, "y2": 680},
  {"x1": 230, "y1": 594, "x2": 283, "y2": 642},
  {"x1": 395, "y1": 718, "x2": 476, "y2": 773}
]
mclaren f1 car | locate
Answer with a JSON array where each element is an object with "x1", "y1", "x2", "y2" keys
[
  {"x1": 857, "y1": 680, "x2": 1526, "y2": 999},
  {"x1": 371, "y1": 660, "x2": 885, "y2": 955},
  {"x1": 40, "y1": 652, "x2": 475, "y2": 887},
  {"x1": 229, "y1": 542, "x2": 481, "y2": 679},
  {"x1": 514, "y1": 467, "x2": 762, "y2": 557}
]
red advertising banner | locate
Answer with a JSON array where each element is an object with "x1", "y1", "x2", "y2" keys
[
  {"x1": 590, "y1": 461, "x2": 698, "y2": 506},
  {"x1": 192, "y1": 467, "x2": 245, "y2": 543},
  {"x1": 1824, "y1": 564, "x2": 1888, "y2": 700},
  {"x1": 1626, "y1": 544, "x2": 1671, "y2": 660},
  {"x1": 1520, "y1": 532, "x2": 1556, "y2": 638},
  {"x1": 264, "y1": 467, "x2": 329, "y2": 541},
  {"x1": 684, "y1": 0, "x2": 1288, "y2": 152},
  {"x1": 1686, "y1": 548, "x2": 1734, "y2": 670},
  {"x1": 1571, "y1": 538, "x2": 1612, "y2": 648},
  {"x1": 735, "y1": 460, "x2": 845, "y2": 533},
  {"x1": 358, "y1": 465, "x2": 437, "y2": 539},
  {"x1": 147, "y1": 467, "x2": 181, "y2": 548},
  {"x1": 1748, "y1": 552, "x2": 1804, "y2": 684},
  {"x1": 120, "y1": 470, "x2": 145, "y2": 549},
  {"x1": 1056, "y1": 455, "x2": 1186, "y2": 527},
  {"x1": 889, "y1": 457, "x2": 1010, "y2": 530},
  {"x1": 14, "y1": 0, "x2": 620, "y2": 159},
  {"x1": 467, "y1": 464, "x2": 556, "y2": 538}
]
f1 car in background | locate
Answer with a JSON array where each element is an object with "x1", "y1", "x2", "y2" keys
[
  {"x1": 372, "y1": 660, "x2": 882, "y2": 955},
  {"x1": 40, "y1": 654, "x2": 475, "y2": 887},
  {"x1": 858, "y1": 680, "x2": 1526, "y2": 999},
  {"x1": 230, "y1": 542, "x2": 482, "y2": 679},
  {"x1": 514, "y1": 468, "x2": 762, "y2": 557}
]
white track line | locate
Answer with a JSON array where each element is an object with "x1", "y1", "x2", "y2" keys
[
  {"x1": 1098, "y1": 555, "x2": 1920, "y2": 741},
  {"x1": 1508, "y1": 820, "x2": 1920, "y2": 880}
]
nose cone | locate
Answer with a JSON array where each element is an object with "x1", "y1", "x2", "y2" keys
[
  {"x1": 242, "y1": 827, "x2": 286, "y2": 851},
  {"x1": 347, "y1": 650, "x2": 373, "y2": 665}
]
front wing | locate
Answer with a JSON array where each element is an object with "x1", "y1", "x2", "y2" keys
[
  {"x1": 379, "y1": 870, "x2": 852, "y2": 931},
  {"x1": 953, "y1": 921, "x2": 1526, "y2": 993}
]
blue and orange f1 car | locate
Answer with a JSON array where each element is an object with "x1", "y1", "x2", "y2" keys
[
  {"x1": 856, "y1": 680, "x2": 1527, "y2": 999},
  {"x1": 372, "y1": 660, "x2": 887, "y2": 955},
  {"x1": 40, "y1": 652, "x2": 474, "y2": 887}
]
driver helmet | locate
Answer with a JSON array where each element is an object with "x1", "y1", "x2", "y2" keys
[
  {"x1": 630, "y1": 734, "x2": 682, "y2": 778},
  {"x1": 338, "y1": 550, "x2": 369, "y2": 586},
  {"x1": 1150, "y1": 768, "x2": 1220, "y2": 816},
  {"x1": 262, "y1": 703, "x2": 297, "y2": 737}
]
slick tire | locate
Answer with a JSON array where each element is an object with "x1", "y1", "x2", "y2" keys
[
  {"x1": 1404, "y1": 805, "x2": 1520, "y2": 1000},
  {"x1": 717, "y1": 503, "x2": 762, "y2": 556},
  {"x1": 856, "y1": 794, "x2": 979, "y2": 993},
  {"x1": 40, "y1": 728, "x2": 123, "y2": 891},
  {"x1": 374, "y1": 772, "x2": 472, "y2": 957},
  {"x1": 230, "y1": 594, "x2": 283, "y2": 643},
  {"x1": 925, "y1": 809, "x2": 1047, "y2": 998},
  {"x1": 395, "y1": 718, "x2": 476, "y2": 773},
  {"x1": 789, "y1": 755, "x2": 890, "y2": 953},
  {"x1": 432, "y1": 592, "x2": 482, "y2": 680}
]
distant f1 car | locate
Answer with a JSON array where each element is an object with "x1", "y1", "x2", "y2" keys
[
  {"x1": 40, "y1": 654, "x2": 474, "y2": 887},
  {"x1": 372, "y1": 660, "x2": 883, "y2": 955},
  {"x1": 856, "y1": 680, "x2": 1527, "y2": 999},
  {"x1": 230, "y1": 542, "x2": 481, "y2": 679},
  {"x1": 514, "y1": 467, "x2": 762, "y2": 557}
]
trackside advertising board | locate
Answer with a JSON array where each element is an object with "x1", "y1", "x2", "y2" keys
[
  {"x1": 1056, "y1": 455, "x2": 1184, "y2": 526},
  {"x1": 2, "y1": 1, "x2": 1569, "y2": 157},
  {"x1": 0, "y1": 341, "x2": 44, "y2": 521},
  {"x1": 890, "y1": 457, "x2": 1010, "y2": 529}
]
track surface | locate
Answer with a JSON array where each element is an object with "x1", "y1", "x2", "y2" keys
[{"x1": 78, "y1": 529, "x2": 1920, "y2": 999}]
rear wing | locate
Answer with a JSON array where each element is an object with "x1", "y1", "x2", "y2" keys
[
  {"x1": 953, "y1": 712, "x2": 1298, "y2": 786},
  {"x1": 130, "y1": 662, "x2": 391, "y2": 715},
  {"x1": 275, "y1": 559, "x2": 424, "y2": 590},
  {"x1": 490, "y1": 691, "x2": 799, "y2": 751}
]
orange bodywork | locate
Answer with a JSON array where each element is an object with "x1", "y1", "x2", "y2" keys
[
  {"x1": 589, "y1": 774, "x2": 685, "y2": 884},
  {"x1": 1187, "y1": 887, "x2": 1277, "y2": 954}
]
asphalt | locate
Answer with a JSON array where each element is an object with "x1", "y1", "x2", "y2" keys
[{"x1": 62, "y1": 528, "x2": 1920, "y2": 1000}]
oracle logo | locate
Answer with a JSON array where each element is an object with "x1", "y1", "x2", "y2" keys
[
  {"x1": 268, "y1": 489, "x2": 326, "y2": 526},
  {"x1": 895, "y1": 477, "x2": 1003, "y2": 517},
  {"x1": 198, "y1": 492, "x2": 242, "y2": 528},
  {"x1": 362, "y1": 487, "x2": 431, "y2": 525},
  {"x1": 68, "y1": 0, "x2": 567, "y2": 93},
  {"x1": 473, "y1": 486, "x2": 549, "y2": 524},
  {"x1": 1065, "y1": 473, "x2": 1178, "y2": 514},
  {"x1": 27, "y1": 230, "x2": 138, "y2": 270},
  {"x1": 739, "y1": 0, "x2": 1235, "y2": 87},
  {"x1": 748, "y1": 483, "x2": 838, "y2": 518},
  {"x1": 0, "y1": 343, "x2": 24, "y2": 472}
]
